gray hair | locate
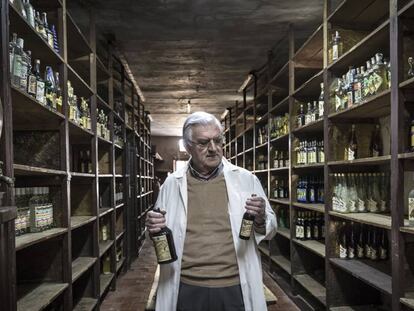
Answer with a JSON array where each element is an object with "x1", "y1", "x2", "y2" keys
[{"x1": 183, "y1": 111, "x2": 223, "y2": 149}]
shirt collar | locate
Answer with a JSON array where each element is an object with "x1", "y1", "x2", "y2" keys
[{"x1": 188, "y1": 161, "x2": 223, "y2": 181}]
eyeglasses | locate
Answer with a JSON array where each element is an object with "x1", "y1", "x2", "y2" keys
[{"x1": 190, "y1": 135, "x2": 225, "y2": 149}]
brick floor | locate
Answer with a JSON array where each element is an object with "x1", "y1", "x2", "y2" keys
[{"x1": 101, "y1": 237, "x2": 299, "y2": 311}]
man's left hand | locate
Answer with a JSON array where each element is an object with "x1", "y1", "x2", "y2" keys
[{"x1": 245, "y1": 195, "x2": 266, "y2": 226}]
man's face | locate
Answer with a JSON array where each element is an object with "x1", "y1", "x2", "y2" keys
[{"x1": 187, "y1": 124, "x2": 223, "y2": 174}]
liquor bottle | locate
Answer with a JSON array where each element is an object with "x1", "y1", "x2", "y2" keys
[
  {"x1": 347, "y1": 67, "x2": 355, "y2": 108},
  {"x1": 339, "y1": 222, "x2": 347, "y2": 259},
  {"x1": 279, "y1": 150, "x2": 285, "y2": 168},
  {"x1": 51, "y1": 25, "x2": 59, "y2": 53},
  {"x1": 408, "y1": 181, "x2": 414, "y2": 226},
  {"x1": 346, "y1": 124, "x2": 358, "y2": 160},
  {"x1": 363, "y1": 60, "x2": 372, "y2": 98},
  {"x1": 55, "y1": 72, "x2": 62, "y2": 113},
  {"x1": 38, "y1": 12, "x2": 47, "y2": 40},
  {"x1": 11, "y1": 37, "x2": 24, "y2": 87},
  {"x1": 273, "y1": 150, "x2": 279, "y2": 168},
  {"x1": 33, "y1": 59, "x2": 45, "y2": 104},
  {"x1": 368, "y1": 57, "x2": 377, "y2": 96},
  {"x1": 239, "y1": 194, "x2": 257, "y2": 240},
  {"x1": 304, "y1": 212, "x2": 312, "y2": 240},
  {"x1": 295, "y1": 212, "x2": 303, "y2": 240},
  {"x1": 379, "y1": 229, "x2": 388, "y2": 260},
  {"x1": 318, "y1": 82, "x2": 324, "y2": 117},
  {"x1": 9, "y1": 33, "x2": 17, "y2": 74},
  {"x1": 23, "y1": 0, "x2": 35, "y2": 28},
  {"x1": 44, "y1": 66, "x2": 56, "y2": 110},
  {"x1": 27, "y1": 56, "x2": 37, "y2": 96},
  {"x1": 298, "y1": 103, "x2": 305, "y2": 127},
  {"x1": 305, "y1": 102, "x2": 312, "y2": 125},
  {"x1": 356, "y1": 224, "x2": 365, "y2": 259},
  {"x1": 370, "y1": 124, "x2": 383, "y2": 157},
  {"x1": 348, "y1": 222, "x2": 356, "y2": 259},
  {"x1": 279, "y1": 180, "x2": 285, "y2": 199},
  {"x1": 273, "y1": 179, "x2": 279, "y2": 199},
  {"x1": 13, "y1": 0, "x2": 27, "y2": 19},
  {"x1": 312, "y1": 101, "x2": 318, "y2": 121},
  {"x1": 356, "y1": 173, "x2": 367, "y2": 212},
  {"x1": 409, "y1": 57, "x2": 414, "y2": 78},
  {"x1": 19, "y1": 48, "x2": 30, "y2": 92},
  {"x1": 372, "y1": 53, "x2": 388, "y2": 94},
  {"x1": 365, "y1": 228, "x2": 372, "y2": 258},
  {"x1": 340, "y1": 74, "x2": 348, "y2": 110},
  {"x1": 317, "y1": 176, "x2": 324, "y2": 204},
  {"x1": 332, "y1": 31, "x2": 342, "y2": 61},
  {"x1": 35, "y1": 11, "x2": 41, "y2": 33},
  {"x1": 334, "y1": 78, "x2": 343, "y2": 111},
  {"x1": 151, "y1": 209, "x2": 177, "y2": 264},
  {"x1": 353, "y1": 67, "x2": 363, "y2": 104},
  {"x1": 312, "y1": 213, "x2": 319, "y2": 240},
  {"x1": 370, "y1": 228, "x2": 379, "y2": 260}
]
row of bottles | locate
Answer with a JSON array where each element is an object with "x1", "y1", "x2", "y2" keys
[
  {"x1": 271, "y1": 176, "x2": 288, "y2": 199},
  {"x1": 97, "y1": 109, "x2": 110, "y2": 140},
  {"x1": 295, "y1": 211, "x2": 325, "y2": 241},
  {"x1": 15, "y1": 187, "x2": 54, "y2": 236},
  {"x1": 332, "y1": 172, "x2": 390, "y2": 214},
  {"x1": 9, "y1": 34, "x2": 62, "y2": 112},
  {"x1": 257, "y1": 125, "x2": 268, "y2": 145},
  {"x1": 297, "y1": 176, "x2": 324, "y2": 204},
  {"x1": 337, "y1": 221, "x2": 388, "y2": 261},
  {"x1": 256, "y1": 154, "x2": 268, "y2": 170},
  {"x1": 270, "y1": 114, "x2": 289, "y2": 139},
  {"x1": 296, "y1": 83, "x2": 324, "y2": 128},
  {"x1": 9, "y1": 0, "x2": 59, "y2": 52},
  {"x1": 275, "y1": 205, "x2": 289, "y2": 229},
  {"x1": 68, "y1": 81, "x2": 91, "y2": 131},
  {"x1": 332, "y1": 52, "x2": 390, "y2": 112},
  {"x1": 272, "y1": 149, "x2": 289, "y2": 168},
  {"x1": 344, "y1": 124, "x2": 383, "y2": 161},
  {"x1": 74, "y1": 149, "x2": 92, "y2": 174},
  {"x1": 295, "y1": 139, "x2": 325, "y2": 165},
  {"x1": 116, "y1": 183, "x2": 124, "y2": 205}
]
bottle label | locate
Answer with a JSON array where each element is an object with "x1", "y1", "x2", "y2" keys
[
  {"x1": 296, "y1": 226, "x2": 301, "y2": 239},
  {"x1": 332, "y1": 45, "x2": 338, "y2": 61},
  {"x1": 409, "y1": 198, "x2": 414, "y2": 224},
  {"x1": 153, "y1": 235, "x2": 172, "y2": 262},
  {"x1": 348, "y1": 148, "x2": 355, "y2": 161},
  {"x1": 240, "y1": 219, "x2": 253, "y2": 238},
  {"x1": 348, "y1": 247, "x2": 355, "y2": 259},
  {"x1": 36, "y1": 81, "x2": 45, "y2": 104},
  {"x1": 339, "y1": 244, "x2": 347, "y2": 258},
  {"x1": 357, "y1": 245, "x2": 364, "y2": 258},
  {"x1": 372, "y1": 72, "x2": 383, "y2": 93}
]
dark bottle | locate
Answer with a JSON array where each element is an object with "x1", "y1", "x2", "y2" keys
[
  {"x1": 370, "y1": 228, "x2": 379, "y2": 261},
  {"x1": 356, "y1": 224, "x2": 365, "y2": 259},
  {"x1": 312, "y1": 212, "x2": 319, "y2": 240},
  {"x1": 410, "y1": 118, "x2": 414, "y2": 152},
  {"x1": 365, "y1": 227, "x2": 372, "y2": 259},
  {"x1": 339, "y1": 222, "x2": 348, "y2": 259},
  {"x1": 347, "y1": 124, "x2": 358, "y2": 160},
  {"x1": 150, "y1": 209, "x2": 177, "y2": 264},
  {"x1": 348, "y1": 222, "x2": 356, "y2": 259},
  {"x1": 239, "y1": 194, "x2": 256, "y2": 240},
  {"x1": 379, "y1": 229, "x2": 388, "y2": 260},
  {"x1": 370, "y1": 124, "x2": 383, "y2": 157},
  {"x1": 298, "y1": 104, "x2": 305, "y2": 127},
  {"x1": 44, "y1": 66, "x2": 56, "y2": 110},
  {"x1": 304, "y1": 212, "x2": 311, "y2": 240}
]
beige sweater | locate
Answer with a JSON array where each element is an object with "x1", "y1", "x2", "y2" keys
[{"x1": 180, "y1": 173, "x2": 240, "y2": 287}]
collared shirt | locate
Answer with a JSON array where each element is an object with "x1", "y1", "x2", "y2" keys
[{"x1": 188, "y1": 161, "x2": 223, "y2": 181}]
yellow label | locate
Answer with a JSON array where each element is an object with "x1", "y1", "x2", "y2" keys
[
  {"x1": 240, "y1": 219, "x2": 254, "y2": 238},
  {"x1": 409, "y1": 198, "x2": 414, "y2": 222},
  {"x1": 153, "y1": 235, "x2": 172, "y2": 262}
]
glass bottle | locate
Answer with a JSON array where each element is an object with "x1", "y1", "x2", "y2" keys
[
  {"x1": 44, "y1": 66, "x2": 56, "y2": 110},
  {"x1": 318, "y1": 82, "x2": 324, "y2": 118},
  {"x1": 410, "y1": 118, "x2": 414, "y2": 152},
  {"x1": 363, "y1": 60, "x2": 372, "y2": 98},
  {"x1": 240, "y1": 195, "x2": 256, "y2": 240},
  {"x1": 370, "y1": 228, "x2": 379, "y2": 260},
  {"x1": 35, "y1": 11, "x2": 41, "y2": 33},
  {"x1": 151, "y1": 209, "x2": 178, "y2": 264},
  {"x1": 356, "y1": 224, "x2": 365, "y2": 259},
  {"x1": 353, "y1": 67, "x2": 362, "y2": 104},
  {"x1": 55, "y1": 72, "x2": 62, "y2": 113},
  {"x1": 12, "y1": 38, "x2": 24, "y2": 87},
  {"x1": 356, "y1": 173, "x2": 367, "y2": 212},
  {"x1": 305, "y1": 102, "x2": 312, "y2": 125},
  {"x1": 379, "y1": 229, "x2": 388, "y2": 260},
  {"x1": 332, "y1": 31, "x2": 343, "y2": 62},
  {"x1": 347, "y1": 124, "x2": 358, "y2": 161},
  {"x1": 368, "y1": 57, "x2": 377, "y2": 96},
  {"x1": 339, "y1": 222, "x2": 348, "y2": 259},
  {"x1": 9, "y1": 33, "x2": 17, "y2": 74},
  {"x1": 298, "y1": 103, "x2": 305, "y2": 127},
  {"x1": 348, "y1": 222, "x2": 356, "y2": 259},
  {"x1": 341, "y1": 74, "x2": 348, "y2": 110},
  {"x1": 347, "y1": 67, "x2": 355, "y2": 108},
  {"x1": 408, "y1": 176, "x2": 414, "y2": 226},
  {"x1": 32, "y1": 59, "x2": 45, "y2": 104},
  {"x1": 347, "y1": 174, "x2": 357, "y2": 213},
  {"x1": 370, "y1": 124, "x2": 383, "y2": 157},
  {"x1": 23, "y1": 0, "x2": 35, "y2": 28},
  {"x1": 409, "y1": 57, "x2": 414, "y2": 78}
]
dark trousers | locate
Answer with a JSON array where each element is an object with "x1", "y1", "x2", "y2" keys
[{"x1": 177, "y1": 282, "x2": 245, "y2": 311}]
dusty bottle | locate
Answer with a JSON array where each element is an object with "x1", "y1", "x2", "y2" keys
[
  {"x1": 239, "y1": 194, "x2": 257, "y2": 240},
  {"x1": 150, "y1": 209, "x2": 177, "y2": 264}
]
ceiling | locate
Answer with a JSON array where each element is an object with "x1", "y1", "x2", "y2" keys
[{"x1": 75, "y1": 0, "x2": 326, "y2": 136}]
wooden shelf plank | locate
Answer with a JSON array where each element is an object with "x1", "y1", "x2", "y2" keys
[
  {"x1": 14, "y1": 164, "x2": 66, "y2": 176},
  {"x1": 400, "y1": 76, "x2": 414, "y2": 89},
  {"x1": 294, "y1": 274, "x2": 326, "y2": 306},
  {"x1": 328, "y1": 155, "x2": 390, "y2": 167},
  {"x1": 116, "y1": 257, "x2": 126, "y2": 272},
  {"x1": 99, "y1": 240, "x2": 114, "y2": 257},
  {"x1": 116, "y1": 230, "x2": 125, "y2": 241},
  {"x1": 17, "y1": 282, "x2": 68, "y2": 311},
  {"x1": 330, "y1": 258, "x2": 392, "y2": 295},
  {"x1": 116, "y1": 202, "x2": 125, "y2": 209},
  {"x1": 328, "y1": 89, "x2": 390, "y2": 120},
  {"x1": 401, "y1": 293, "x2": 414, "y2": 309},
  {"x1": 276, "y1": 227, "x2": 291, "y2": 239},
  {"x1": 329, "y1": 211, "x2": 392, "y2": 230},
  {"x1": 99, "y1": 208, "x2": 113, "y2": 218},
  {"x1": 16, "y1": 228, "x2": 67, "y2": 251},
  {"x1": 100, "y1": 273, "x2": 114, "y2": 297},
  {"x1": 269, "y1": 167, "x2": 289, "y2": 172},
  {"x1": 330, "y1": 306, "x2": 380, "y2": 311},
  {"x1": 293, "y1": 23, "x2": 324, "y2": 66},
  {"x1": 72, "y1": 257, "x2": 97, "y2": 282},
  {"x1": 292, "y1": 163, "x2": 324, "y2": 170},
  {"x1": 70, "y1": 172, "x2": 95, "y2": 178},
  {"x1": 271, "y1": 255, "x2": 291, "y2": 275},
  {"x1": 292, "y1": 119, "x2": 323, "y2": 134},
  {"x1": 71, "y1": 216, "x2": 96, "y2": 230},
  {"x1": 293, "y1": 238, "x2": 326, "y2": 258},
  {"x1": 293, "y1": 69, "x2": 324, "y2": 99},
  {"x1": 73, "y1": 297, "x2": 98, "y2": 311},
  {"x1": 270, "y1": 133, "x2": 289, "y2": 145},
  {"x1": 399, "y1": 152, "x2": 414, "y2": 160},
  {"x1": 258, "y1": 245, "x2": 270, "y2": 257},
  {"x1": 292, "y1": 202, "x2": 325, "y2": 213},
  {"x1": 269, "y1": 198, "x2": 290, "y2": 205}
]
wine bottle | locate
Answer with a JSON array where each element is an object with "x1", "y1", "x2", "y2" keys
[
  {"x1": 408, "y1": 180, "x2": 414, "y2": 226},
  {"x1": 332, "y1": 31, "x2": 342, "y2": 61},
  {"x1": 370, "y1": 228, "x2": 379, "y2": 261},
  {"x1": 150, "y1": 209, "x2": 177, "y2": 264},
  {"x1": 339, "y1": 222, "x2": 348, "y2": 259},
  {"x1": 370, "y1": 124, "x2": 383, "y2": 157},
  {"x1": 357, "y1": 224, "x2": 365, "y2": 259},
  {"x1": 379, "y1": 229, "x2": 388, "y2": 260},
  {"x1": 347, "y1": 124, "x2": 358, "y2": 160},
  {"x1": 348, "y1": 222, "x2": 356, "y2": 259},
  {"x1": 239, "y1": 194, "x2": 257, "y2": 240}
]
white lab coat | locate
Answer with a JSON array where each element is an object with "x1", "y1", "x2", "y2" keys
[{"x1": 155, "y1": 158, "x2": 277, "y2": 311}]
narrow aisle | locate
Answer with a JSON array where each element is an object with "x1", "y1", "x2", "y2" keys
[{"x1": 101, "y1": 236, "x2": 299, "y2": 311}]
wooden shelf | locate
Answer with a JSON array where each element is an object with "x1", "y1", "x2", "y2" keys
[
  {"x1": 68, "y1": 120, "x2": 94, "y2": 139},
  {"x1": 99, "y1": 207, "x2": 114, "y2": 218},
  {"x1": 15, "y1": 228, "x2": 67, "y2": 251},
  {"x1": 116, "y1": 230, "x2": 125, "y2": 241},
  {"x1": 294, "y1": 274, "x2": 326, "y2": 306},
  {"x1": 116, "y1": 203, "x2": 125, "y2": 209},
  {"x1": 258, "y1": 245, "x2": 270, "y2": 257},
  {"x1": 400, "y1": 226, "x2": 414, "y2": 234},
  {"x1": 66, "y1": 11, "x2": 92, "y2": 57},
  {"x1": 292, "y1": 202, "x2": 325, "y2": 213},
  {"x1": 328, "y1": 155, "x2": 390, "y2": 167},
  {"x1": 17, "y1": 282, "x2": 68, "y2": 311},
  {"x1": 293, "y1": 69, "x2": 324, "y2": 99},
  {"x1": 99, "y1": 240, "x2": 114, "y2": 257},
  {"x1": 98, "y1": 174, "x2": 113, "y2": 178},
  {"x1": 330, "y1": 258, "x2": 392, "y2": 295},
  {"x1": 269, "y1": 167, "x2": 289, "y2": 172},
  {"x1": 270, "y1": 133, "x2": 289, "y2": 145},
  {"x1": 292, "y1": 163, "x2": 324, "y2": 170},
  {"x1": 270, "y1": 255, "x2": 291, "y2": 275},
  {"x1": 255, "y1": 142, "x2": 268, "y2": 150},
  {"x1": 276, "y1": 227, "x2": 291, "y2": 239},
  {"x1": 116, "y1": 257, "x2": 125, "y2": 272},
  {"x1": 401, "y1": 293, "x2": 414, "y2": 309},
  {"x1": 293, "y1": 238, "x2": 326, "y2": 258},
  {"x1": 293, "y1": 24, "x2": 323, "y2": 67},
  {"x1": 67, "y1": 64, "x2": 93, "y2": 97},
  {"x1": 71, "y1": 172, "x2": 95, "y2": 178},
  {"x1": 72, "y1": 257, "x2": 96, "y2": 282},
  {"x1": 329, "y1": 211, "x2": 392, "y2": 230},
  {"x1": 71, "y1": 216, "x2": 96, "y2": 230},
  {"x1": 330, "y1": 306, "x2": 380, "y2": 311},
  {"x1": 99, "y1": 273, "x2": 114, "y2": 297},
  {"x1": 292, "y1": 119, "x2": 323, "y2": 134},
  {"x1": 399, "y1": 152, "x2": 414, "y2": 160},
  {"x1": 14, "y1": 164, "x2": 66, "y2": 176},
  {"x1": 400, "y1": 76, "x2": 414, "y2": 89},
  {"x1": 73, "y1": 297, "x2": 98, "y2": 311},
  {"x1": 328, "y1": 89, "x2": 390, "y2": 120},
  {"x1": 269, "y1": 198, "x2": 290, "y2": 205}
]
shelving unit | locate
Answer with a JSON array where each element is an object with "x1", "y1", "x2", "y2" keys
[
  {"x1": 0, "y1": 1, "x2": 153, "y2": 310},
  {"x1": 223, "y1": 0, "x2": 414, "y2": 310}
]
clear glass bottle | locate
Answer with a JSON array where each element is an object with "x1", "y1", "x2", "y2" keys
[
  {"x1": 332, "y1": 31, "x2": 343, "y2": 62},
  {"x1": 12, "y1": 37, "x2": 24, "y2": 87},
  {"x1": 9, "y1": 33, "x2": 17, "y2": 74},
  {"x1": 353, "y1": 67, "x2": 363, "y2": 104},
  {"x1": 23, "y1": 0, "x2": 35, "y2": 28},
  {"x1": 318, "y1": 82, "x2": 324, "y2": 117},
  {"x1": 372, "y1": 53, "x2": 388, "y2": 94}
]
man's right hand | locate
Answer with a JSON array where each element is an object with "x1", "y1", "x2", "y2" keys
[{"x1": 146, "y1": 210, "x2": 167, "y2": 234}]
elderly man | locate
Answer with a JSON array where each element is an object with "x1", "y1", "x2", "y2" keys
[{"x1": 146, "y1": 111, "x2": 277, "y2": 311}]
